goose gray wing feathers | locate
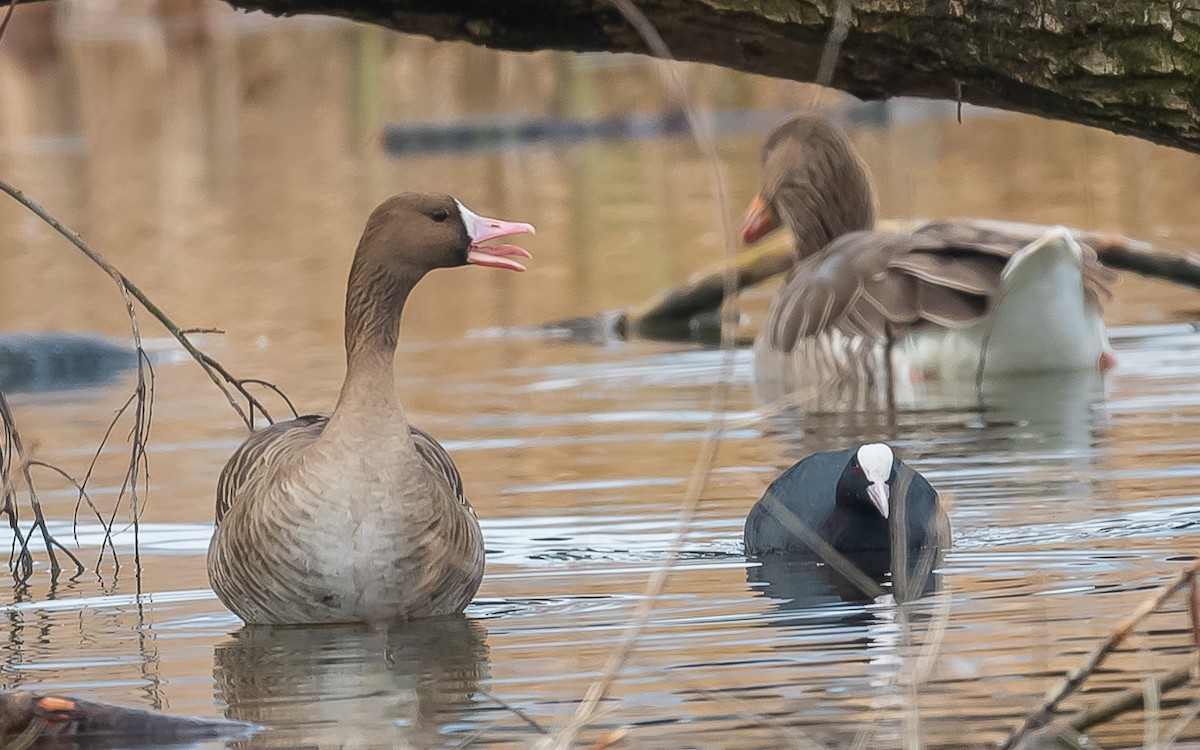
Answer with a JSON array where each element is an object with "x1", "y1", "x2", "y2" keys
[
  {"x1": 410, "y1": 425, "x2": 469, "y2": 509},
  {"x1": 215, "y1": 416, "x2": 468, "y2": 524},
  {"x1": 763, "y1": 222, "x2": 1115, "y2": 354},
  {"x1": 215, "y1": 414, "x2": 326, "y2": 525}
]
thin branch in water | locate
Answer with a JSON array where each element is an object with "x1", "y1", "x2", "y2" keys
[
  {"x1": 76, "y1": 391, "x2": 136, "y2": 569},
  {"x1": 0, "y1": 389, "x2": 85, "y2": 581},
  {"x1": 0, "y1": 178, "x2": 276, "y2": 431},
  {"x1": 474, "y1": 685, "x2": 548, "y2": 735},
  {"x1": 28, "y1": 461, "x2": 108, "y2": 539},
  {"x1": 0, "y1": 178, "x2": 292, "y2": 580},
  {"x1": 1000, "y1": 557, "x2": 1200, "y2": 749},
  {"x1": 2, "y1": 472, "x2": 33, "y2": 581}
]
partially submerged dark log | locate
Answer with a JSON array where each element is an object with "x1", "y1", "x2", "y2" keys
[
  {"x1": 1099, "y1": 244, "x2": 1200, "y2": 290},
  {"x1": 0, "y1": 690, "x2": 258, "y2": 746},
  {"x1": 622, "y1": 242, "x2": 794, "y2": 340},
  {"x1": 178, "y1": 0, "x2": 1200, "y2": 155}
]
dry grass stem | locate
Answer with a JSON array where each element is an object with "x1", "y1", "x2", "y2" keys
[
  {"x1": 1160, "y1": 689, "x2": 1200, "y2": 748},
  {"x1": 474, "y1": 685, "x2": 548, "y2": 735},
  {"x1": 588, "y1": 727, "x2": 628, "y2": 750},
  {"x1": 0, "y1": 390, "x2": 85, "y2": 579},
  {"x1": 1144, "y1": 672, "x2": 1162, "y2": 749},
  {"x1": 534, "y1": 2, "x2": 744, "y2": 746},
  {"x1": 755, "y1": 490, "x2": 885, "y2": 599},
  {"x1": 1001, "y1": 558, "x2": 1200, "y2": 749},
  {"x1": 1190, "y1": 577, "x2": 1200, "y2": 673}
]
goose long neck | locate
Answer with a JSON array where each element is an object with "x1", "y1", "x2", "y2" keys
[
  {"x1": 336, "y1": 254, "x2": 421, "y2": 412},
  {"x1": 776, "y1": 135, "x2": 877, "y2": 260}
]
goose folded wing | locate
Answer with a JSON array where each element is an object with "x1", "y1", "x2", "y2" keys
[
  {"x1": 215, "y1": 415, "x2": 328, "y2": 524},
  {"x1": 916, "y1": 219, "x2": 1114, "y2": 306},
  {"x1": 764, "y1": 232, "x2": 1010, "y2": 352},
  {"x1": 410, "y1": 425, "x2": 468, "y2": 507}
]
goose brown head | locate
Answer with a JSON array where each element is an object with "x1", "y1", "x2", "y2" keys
[
  {"x1": 356, "y1": 192, "x2": 534, "y2": 276},
  {"x1": 740, "y1": 115, "x2": 877, "y2": 259},
  {"x1": 343, "y1": 193, "x2": 534, "y2": 360}
]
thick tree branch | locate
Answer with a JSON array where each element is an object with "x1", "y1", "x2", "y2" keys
[{"x1": 193, "y1": 0, "x2": 1200, "y2": 153}]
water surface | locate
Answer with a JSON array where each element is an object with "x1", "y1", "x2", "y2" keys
[{"x1": 3, "y1": 6, "x2": 1200, "y2": 748}]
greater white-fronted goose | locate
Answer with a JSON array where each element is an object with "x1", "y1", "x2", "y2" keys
[
  {"x1": 741, "y1": 114, "x2": 1118, "y2": 402},
  {"x1": 207, "y1": 193, "x2": 534, "y2": 625},
  {"x1": 744, "y1": 443, "x2": 949, "y2": 557}
]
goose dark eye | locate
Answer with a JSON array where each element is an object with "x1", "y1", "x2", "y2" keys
[{"x1": 430, "y1": 208, "x2": 449, "y2": 222}]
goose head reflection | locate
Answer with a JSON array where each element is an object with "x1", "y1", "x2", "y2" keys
[{"x1": 214, "y1": 615, "x2": 490, "y2": 748}]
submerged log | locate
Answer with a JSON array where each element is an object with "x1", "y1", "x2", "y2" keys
[
  {"x1": 179, "y1": 0, "x2": 1200, "y2": 155},
  {"x1": 0, "y1": 690, "x2": 258, "y2": 746}
]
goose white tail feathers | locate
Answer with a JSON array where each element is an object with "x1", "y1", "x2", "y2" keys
[{"x1": 981, "y1": 226, "x2": 1112, "y2": 376}]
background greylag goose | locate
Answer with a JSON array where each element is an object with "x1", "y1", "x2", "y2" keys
[
  {"x1": 741, "y1": 114, "x2": 1117, "y2": 403},
  {"x1": 207, "y1": 193, "x2": 534, "y2": 625}
]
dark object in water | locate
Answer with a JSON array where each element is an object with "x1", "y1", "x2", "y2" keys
[
  {"x1": 744, "y1": 444, "x2": 949, "y2": 556},
  {"x1": 382, "y1": 109, "x2": 790, "y2": 155},
  {"x1": 0, "y1": 332, "x2": 136, "y2": 393},
  {"x1": 0, "y1": 689, "x2": 258, "y2": 746}
]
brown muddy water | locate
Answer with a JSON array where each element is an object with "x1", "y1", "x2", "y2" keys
[{"x1": 4, "y1": 5, "x2": 1200, "y2": 749}]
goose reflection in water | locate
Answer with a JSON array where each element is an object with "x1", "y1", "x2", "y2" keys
[{"x1": 213, "y1": 615, "x2": 490, "y2": 748}]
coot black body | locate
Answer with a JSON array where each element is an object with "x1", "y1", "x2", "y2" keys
[{"x1": 744, "y1": 444, "x2": 948, "y2": 557}]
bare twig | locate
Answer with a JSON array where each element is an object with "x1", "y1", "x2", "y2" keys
[
  {"x1": 0, "y1": 390, "x2": 85, "y2": 580},
  {"x1": 536, "y1": 2, "x2": 741, "y2": 746},
  {"x1": 0, "y1": 178, "x2": 275, "y2": 430},
  {"x1": 28, "y1": 461, "x2": 109, "y2": 543},
  {"x1": 76, "y1": 391, "x2": 137, "y2": 569},
  {"x1": 474, "y1": 686, "x2": 548, "y2": 735},
  {"x1": 0, "y1": 177, "x2": 285, "y2": 580},
  {"x1": 1078, "y1": 666, "x2": 1192, "y2": 734},
  {"x1": 754, "y1": 490, "x2": 886, "y2": 599},
  {"x1": 239, "y1": 379, "x2": 299, "y2": 420},
  {"x1": 1160, "y1": 688, "x2": 1200, "y2": 748},
  {"x1": 178, "y1": 327, "x2": 225, "y2": 335},
  {"x1": 1000, "y1": 558, "x2": 1200, "y2": 749}
]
